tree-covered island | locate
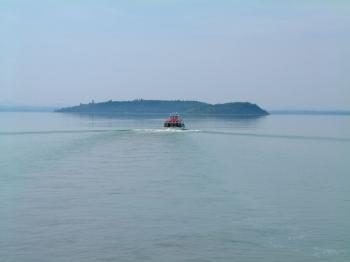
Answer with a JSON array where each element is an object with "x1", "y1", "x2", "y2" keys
[{"x1": 56, "y1": 100, "x2": 269, "y2": 116}]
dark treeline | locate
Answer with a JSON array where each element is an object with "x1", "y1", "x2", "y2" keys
[{"x1": 56, "y1": 100, "x2": 269, "y2": 116}]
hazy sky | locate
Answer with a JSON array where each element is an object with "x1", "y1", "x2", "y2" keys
[{"x1": 1, "y1": 0, "x2": 349, "y2": 109}]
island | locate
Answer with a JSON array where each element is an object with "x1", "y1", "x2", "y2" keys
[{"x1": 56, "y1": 100, "x2": 269, "y2": 116}]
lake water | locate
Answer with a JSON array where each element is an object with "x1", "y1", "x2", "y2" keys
[{"x1": 1, "y1": 112, "x2": 349, "y2": 262}]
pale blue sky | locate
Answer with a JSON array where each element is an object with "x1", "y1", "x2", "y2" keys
[{"x1": 1, "y1": 0, "x2": 349, "y2": 109}]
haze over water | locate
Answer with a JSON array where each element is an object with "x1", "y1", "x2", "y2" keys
[{"x1": 1, "y1": 112, "x2": 349, "y2": 261}]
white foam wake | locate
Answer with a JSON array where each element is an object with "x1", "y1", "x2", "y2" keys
[{"x1": 132, "y1": 128, "x2": 202, "y2": 133}]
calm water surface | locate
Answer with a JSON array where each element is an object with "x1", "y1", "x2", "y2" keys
[{"x1": 1, "y1": 112, "x2": 349, "y2": 261}]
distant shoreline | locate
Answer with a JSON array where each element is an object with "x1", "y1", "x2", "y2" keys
[
  {"x1": 1, "y1": 110, "x2": 349, "y2": 116},
  {"x1": 1, "y1": 103, "x2": 349, "y2": 116},
  {"x1": 55, "y1": 99, "x2": 269, "y2": 116},
  {"x1": 0, "y1": 106, "x2": 57, "y2": 112},
  {"x1": 270, "y1": 110, "x2": 350, "y2": 116}
]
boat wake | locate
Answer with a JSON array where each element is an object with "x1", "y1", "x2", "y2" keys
[
  {"x1": 1, "y1": 129, "x2": 348, "y2": 142},
  {"x1": 202, "y1": 130, "x2": 350, "y2": 142},
  {"x1": 132, "y1": 128, "x2": 202, "y2": 133},
  {"x1": 0, "y1": 128, "x2": 202, "y2": 136}
]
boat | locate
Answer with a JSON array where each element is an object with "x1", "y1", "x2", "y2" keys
[{"x1": 164, "y1": 113, "x2": 186, "y2": 129}]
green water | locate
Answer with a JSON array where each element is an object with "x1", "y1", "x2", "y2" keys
[{"x1": 1, "y1": 112, "x2": 349, "y2": 261}]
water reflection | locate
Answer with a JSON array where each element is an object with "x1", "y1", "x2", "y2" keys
[{"x1": 58, "y1": 112, "x2": 267, "y2": 130}]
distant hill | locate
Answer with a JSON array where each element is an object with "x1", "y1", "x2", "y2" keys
[{"x1": 56, "y1": 100, "x2": 269, "y2": 116}]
